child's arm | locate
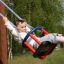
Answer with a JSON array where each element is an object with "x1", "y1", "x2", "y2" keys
[{"x1": 0, "y1": 13, "x2": 19, "y2": 38}]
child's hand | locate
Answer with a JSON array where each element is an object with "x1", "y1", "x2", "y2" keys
[{"x1": 0, "y1": 13, "x2": 8, "y2": 22}]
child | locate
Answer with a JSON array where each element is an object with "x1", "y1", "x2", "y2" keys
[
  {"x1": 1, "y1": 14, "x2": 64, "y2": 48},
  {"x1": 0, "y1": 14, "x2": 37, "y2": 47}
]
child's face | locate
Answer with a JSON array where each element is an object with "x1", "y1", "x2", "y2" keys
[{"x1": 17, "y1": 22, "x2": 26, "y2": 32}]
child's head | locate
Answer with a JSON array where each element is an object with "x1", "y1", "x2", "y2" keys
[{"x1": 17, "y1": 20, "x2": 27, "y2": 32}]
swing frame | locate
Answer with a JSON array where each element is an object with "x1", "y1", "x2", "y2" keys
[{"x1": 23, "y1": 26, "x2": 57, "y2": 60}]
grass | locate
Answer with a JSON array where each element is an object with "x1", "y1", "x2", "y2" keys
[{"x1": 8, "y1": 48, "x2": 64, "y2": 64}]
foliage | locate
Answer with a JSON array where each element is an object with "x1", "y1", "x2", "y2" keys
[
  {"x1": 41, "y1": 0, "x2": 64, "y2": 32},
  {"x1": 12, "y1": 0, "x2": 63, "y2": 31}
]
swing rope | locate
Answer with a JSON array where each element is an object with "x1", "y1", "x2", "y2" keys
[{"x1": 0, "y1": 0, "x2": 33, "y2": 29}]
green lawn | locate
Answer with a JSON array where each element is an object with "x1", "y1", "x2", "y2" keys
[{"x1": 8, "y1": 48, "x2": 64, "y2": 64}]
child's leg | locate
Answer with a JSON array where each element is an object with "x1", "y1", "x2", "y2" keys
[
  {"x1": 27, "y1": 33, "x2": 64, "y2": 48},
  {"x1": 40, "y1": 33, "x2": 58, "y2": 44},
  {"x1": 27, "y1": 33, "x2": 57, "y2": 48}
]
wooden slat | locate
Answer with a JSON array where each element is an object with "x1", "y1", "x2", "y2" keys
[{"x1": 0, "y1": 2, "x2": 7, "y2": 64}]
